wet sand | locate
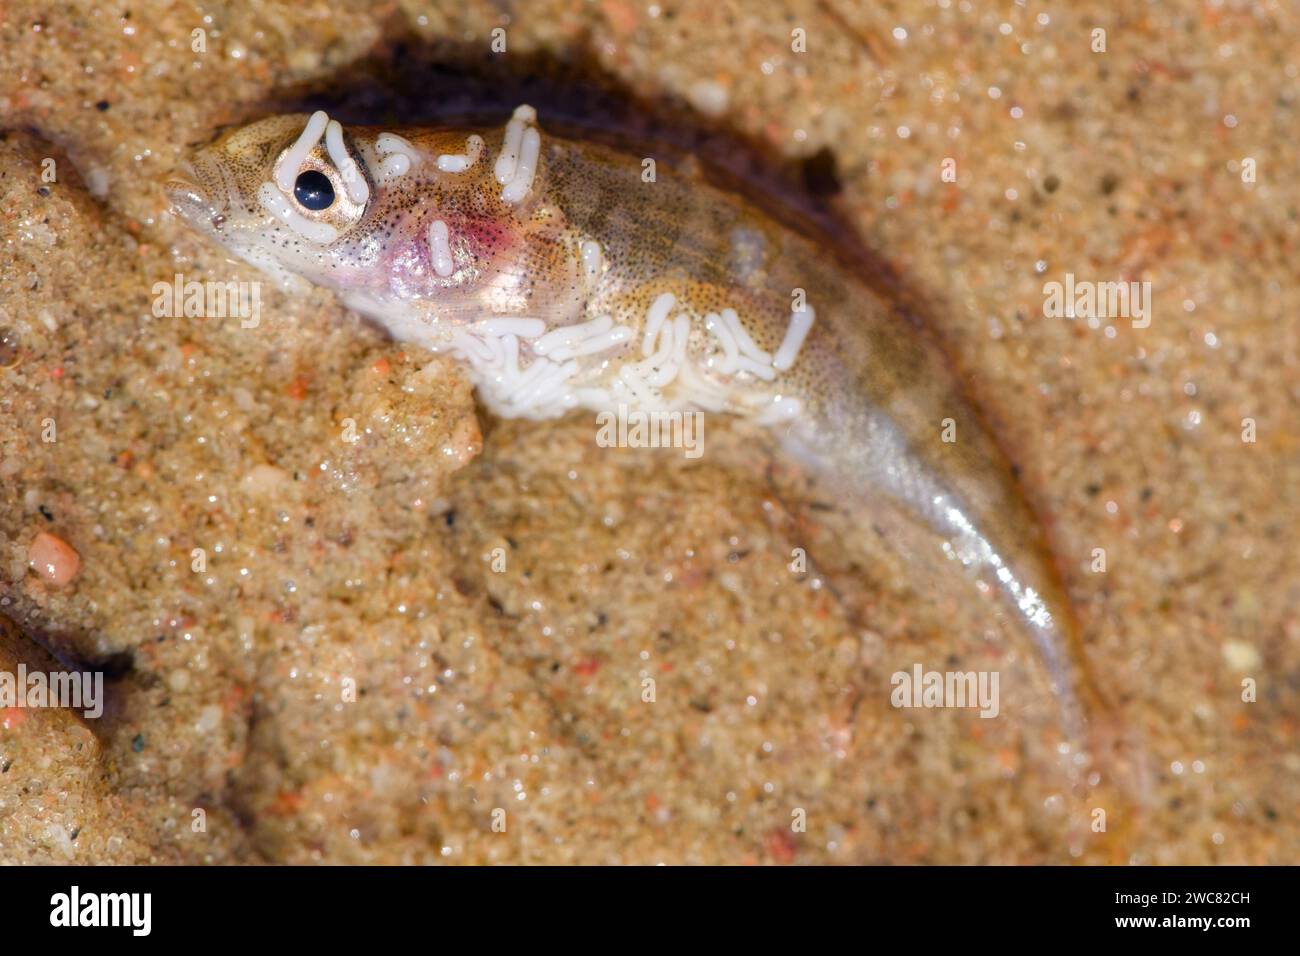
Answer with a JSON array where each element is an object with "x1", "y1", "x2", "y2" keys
[{"x1": 1, "y1": 1, "x2": 1296, "y2": 863}]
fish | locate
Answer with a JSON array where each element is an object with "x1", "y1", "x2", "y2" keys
[{"x1": 166, "y1": 106, "x2": 1109, "y2": 766}]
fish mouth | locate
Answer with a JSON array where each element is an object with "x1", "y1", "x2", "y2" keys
[{"x1": 164, "y1": 161, "x2": 228, "y2": 231}]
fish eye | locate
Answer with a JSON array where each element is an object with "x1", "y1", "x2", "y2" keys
[{"x1": 293, "y1": 169, "x2": 335, "y2": 211}]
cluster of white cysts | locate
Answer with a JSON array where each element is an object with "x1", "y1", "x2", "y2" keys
[
  {"x1": 270, "y1": 107, "x2": 817, "y2": 423},
  {"x1": 449, "y1": 290, "x2": 817, "y2": 423},
  {"x1": 493, "y1": 105, "x2": 542, "y2": 204}
]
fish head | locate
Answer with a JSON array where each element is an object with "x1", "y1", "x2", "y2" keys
[
  {"x1": 165, "y1": 110, "x2": 571, "y2": 331},
  {"x1": 165, "y1": 112, "x2": 386, "y2": 294}
]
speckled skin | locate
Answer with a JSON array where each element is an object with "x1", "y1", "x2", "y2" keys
[{"x1": 168, "y1": 111, "x2": 1109, "y2": 773}]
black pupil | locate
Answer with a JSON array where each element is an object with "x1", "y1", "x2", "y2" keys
[{"x1": 293, "y1": 170, "x2": 335, "y2": 210}]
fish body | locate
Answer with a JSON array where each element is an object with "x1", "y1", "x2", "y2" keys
[{"x1": 168, "y1": 107, "x2": 1101, "y2": 751}]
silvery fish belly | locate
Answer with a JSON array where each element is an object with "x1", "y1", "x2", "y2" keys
[{"x1": 166, "y1": 105, "x2": 1103, "y2": 754}]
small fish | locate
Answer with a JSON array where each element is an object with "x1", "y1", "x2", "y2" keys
[{"x1": 167, "y1": 106, "x2": 1105, "y2": 755}]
